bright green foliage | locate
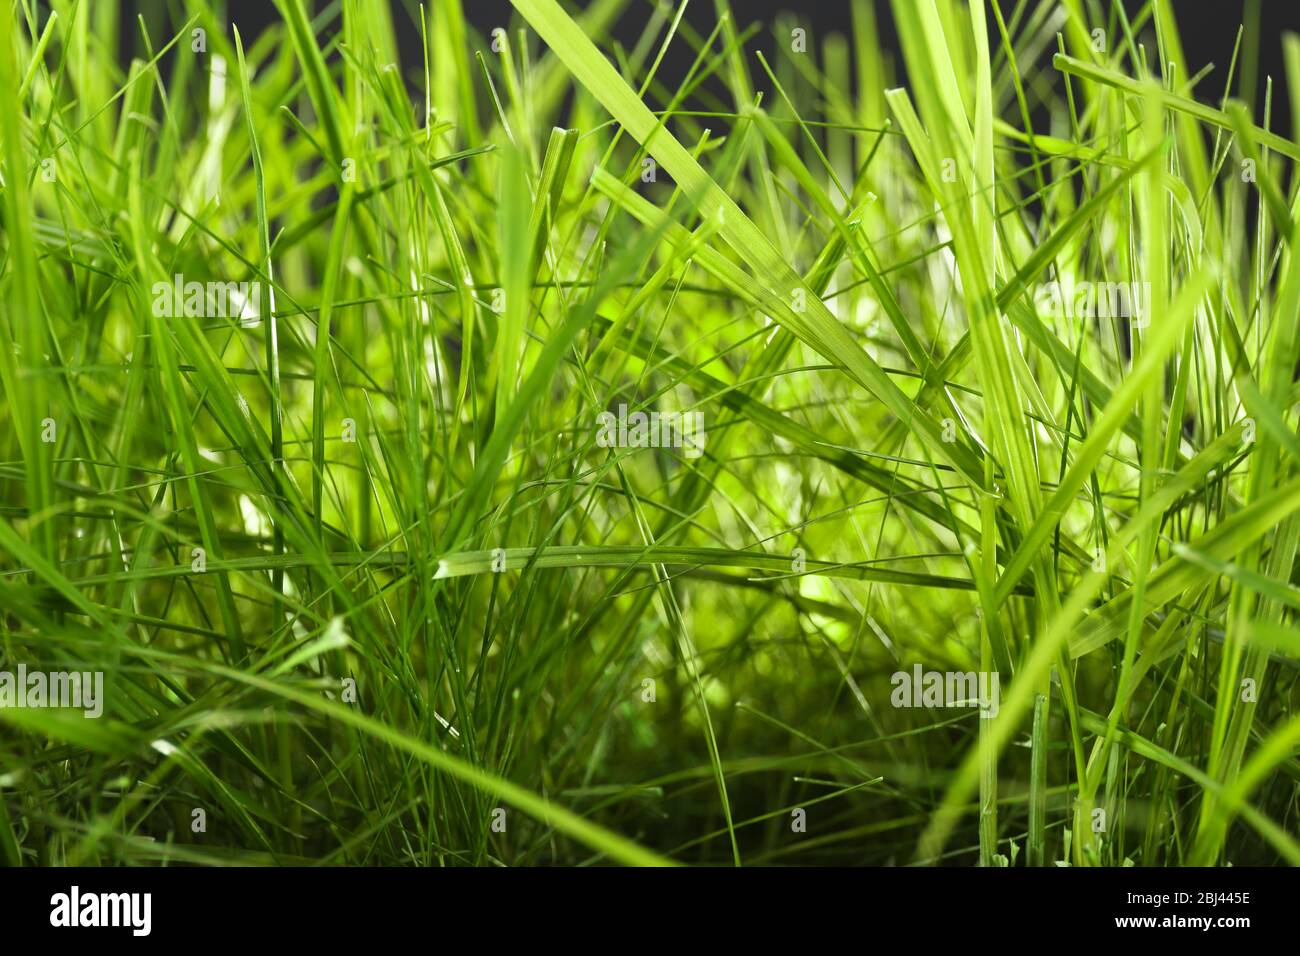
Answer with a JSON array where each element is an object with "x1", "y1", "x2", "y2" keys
[{"x1": 0, "y1": 0, "x2": 1297, "y2": 866}]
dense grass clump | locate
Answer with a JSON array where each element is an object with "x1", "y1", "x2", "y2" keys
[{"x1": 0, "y1": 0, "x2": 1298, "y2": 866}]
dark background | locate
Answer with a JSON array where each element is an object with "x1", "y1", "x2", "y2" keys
[{"x1": 103, "y1": 0, "x2": 1300, "y2": 140}]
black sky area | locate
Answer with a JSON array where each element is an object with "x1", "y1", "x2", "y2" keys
[{"x1": 112, "y1": 1, "x2": 1298, "y2": 140}]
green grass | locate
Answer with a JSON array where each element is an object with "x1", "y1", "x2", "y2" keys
[{"x1": 0, "y1": 0, "x2": 1298, "y2": 866}]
